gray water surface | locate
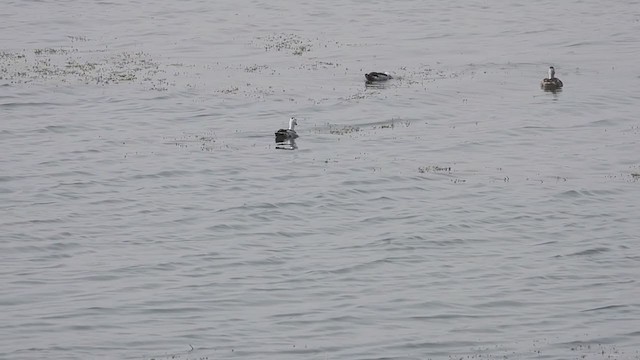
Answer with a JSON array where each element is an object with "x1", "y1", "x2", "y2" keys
[{"x1": 2, "y1": 0, "x2": 640, "y2": 359}]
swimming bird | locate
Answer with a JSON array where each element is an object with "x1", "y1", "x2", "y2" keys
[
  {"x1": 540, "y1": 66, "x2": 563, "y2": 90},
  {"x1": 365, "y1": 72, "x2": 392, "y2": 82},
  {"x1": 275, "y1": 117, "x2": 299, "y2": 143}
]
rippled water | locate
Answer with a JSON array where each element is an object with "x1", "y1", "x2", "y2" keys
[{"x1": 2, "y1": 0, "x2": 640, "y2": 359}]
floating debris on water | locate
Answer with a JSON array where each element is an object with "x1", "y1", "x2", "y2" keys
[
  {"x1": 66, "y1": 35, "x2": 90, "y2": 42},
  {"x1": 314, "y1": 118, "x2": 412, "y2": 137},
  {"x1": 217, "y1": 86, "x2": 239, "y2": 94},
  {"x1": 167, "y1": 132, "x2": 218, "y2": 152},
  {"x1": 371, "y1": 119, "x2": 411, "y2": 129},
  {"x1": 253, "y1": 33, "x2": 314, "y2": 56},
  {"x1": 34, "y1": 47, "x2": 73, "y2": 55},
  {"x1": 1, "y1": 44, "x2": 172, "y2": 90},
  {"x1": 244, "y1": 64, "x2": 270, "y2": 73},
  {"x1": 418, "y1": 165, "x2": 452, "y2": 173},
  {"x1": 328, "y1": 125, "x2": 361, "y2": 135}
]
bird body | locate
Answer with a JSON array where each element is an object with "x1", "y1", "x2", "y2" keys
[
  {"x1": 365, "y1": 72, "x2": 392, "y2": 82},
  {"x1": 275, "y1": 117, "x2": 298, "y2": 143},
  {"x1": 541, "y1": 66, "x2": 563, "y2": 90}
]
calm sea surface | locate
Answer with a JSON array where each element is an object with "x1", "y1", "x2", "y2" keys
[{"x1": 2, "y1": 0, "x2": 640, "y2": 359}]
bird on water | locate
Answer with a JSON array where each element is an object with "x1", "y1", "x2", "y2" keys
[
  {"x1": 365, "y1": 72, "x2": 392, "y2": 83},
  {"x1": 275, "y1": 117, "x2": 299, "y2": 143},
  {"x1": 540, "y1": 66, "x2": 563, "y2": 90}
]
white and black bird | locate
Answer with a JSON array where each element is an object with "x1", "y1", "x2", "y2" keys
[
  {"x1": 275, "y1": 117, "x2": 299, "y2": 143},
  {"x1": 365, "y1": 72, "x2": 392, "y2": 82},
  {"x1": 540, "y1": 66, "x2": 563, "y2": 90}
]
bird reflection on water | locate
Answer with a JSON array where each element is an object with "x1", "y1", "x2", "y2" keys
[
  {"x1": 364, "y1": 81, "x2": 388, "y2": 89},
  {"x1": 275, "y1": 138, "x2": 297, "y2": 150}
]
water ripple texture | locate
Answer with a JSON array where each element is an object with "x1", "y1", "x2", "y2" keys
[{"x1": 2, "y1": 0, "x2": 640, "y2": 359}]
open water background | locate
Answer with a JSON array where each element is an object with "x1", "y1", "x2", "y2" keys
[{"x1": 2, "y1": 0, "x2": 640, "y2": 359}]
